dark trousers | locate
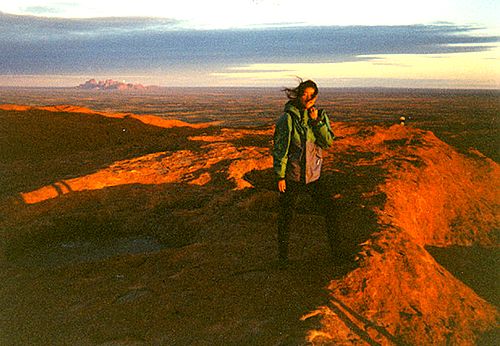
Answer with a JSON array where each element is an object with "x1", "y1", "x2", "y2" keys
[{"x1": 277, "y1": 179, "x2": 337, "y2": 262}]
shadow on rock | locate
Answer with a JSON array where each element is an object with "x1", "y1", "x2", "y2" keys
[{"x1": 3, "y1": 183, "x2": 213, "y2": 267}]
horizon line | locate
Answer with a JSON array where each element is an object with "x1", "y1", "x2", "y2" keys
[{"x1": 1, "y1": 85, "x2": 499, "y2": 92}]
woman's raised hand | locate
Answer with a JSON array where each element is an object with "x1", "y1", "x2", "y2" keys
[{"x1": 309, "y1": 107, "x2": 318, "y2": 120}]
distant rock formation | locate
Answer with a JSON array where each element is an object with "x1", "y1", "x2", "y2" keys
[{"x1": 77, "y1": 79, "x2": 147, "y2": 90}]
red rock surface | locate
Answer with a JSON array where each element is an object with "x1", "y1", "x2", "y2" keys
[
  {"x1": 0, "y1": 105, "x2": 497, "y2": 345},
  {"x1": 304, "y1": 125, "x2": 498, "y2": 345},
  {"x1": 0, "y1": 104, "x2": 214, "y2": 128}
]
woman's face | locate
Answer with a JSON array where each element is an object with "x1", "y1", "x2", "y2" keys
[{"x1": 299, "y1": 87, "x2": 317, "y2": 110}]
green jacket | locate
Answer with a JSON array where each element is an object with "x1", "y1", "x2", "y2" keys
[{"x1": 273, "y1": 101, "x2": 334, "y2": 183}]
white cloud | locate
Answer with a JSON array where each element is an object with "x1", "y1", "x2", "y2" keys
[{"x1": 1, "y1": 0, "x2": 497, "y2": 29}]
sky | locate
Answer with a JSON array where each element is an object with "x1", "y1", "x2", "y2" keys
[{"x1": 0, "y1": 0, "x2": 499, "y2": 88}]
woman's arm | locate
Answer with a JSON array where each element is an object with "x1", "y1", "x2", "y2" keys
[
  {"x1": 311, "y1": 109, "x2": 334, "y2": 148},
  {"x1": 273, "y1": 113, "x2": 292, "y2": 188}
]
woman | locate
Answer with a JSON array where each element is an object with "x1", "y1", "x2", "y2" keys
[{"x1": 272, "y1": 79, "x2": 336, "y2": 266}]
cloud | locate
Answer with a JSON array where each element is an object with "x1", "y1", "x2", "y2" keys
[
  {"x1": 0, "y1": 12, "x2": 182, "y2": 41},
  {"x1": 21, "y1": 2, "x2": 80, "y2": 16},
  {"x1": 0, "y1": 12, "x2": 498, "y2": 76},
  {"x1": 22, "y1": 6, "x2": 65, "y2": 15}
]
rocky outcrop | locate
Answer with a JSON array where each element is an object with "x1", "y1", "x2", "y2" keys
[{"x1": 77, "y1": 79, "x2": 147, "y2": 90}]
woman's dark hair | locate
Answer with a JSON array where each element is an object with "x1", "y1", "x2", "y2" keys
[{"x1": 282, "y1": 78, "x2": 318, "y2": 101}]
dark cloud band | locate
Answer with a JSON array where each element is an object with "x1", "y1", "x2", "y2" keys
[{"x1": 0, "y1": 12, "x2": 498, "y2": 75}]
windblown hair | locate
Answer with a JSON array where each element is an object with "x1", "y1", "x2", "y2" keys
[{"x1": 282, "y1": 78, "x2": 319, "y2": 101}]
